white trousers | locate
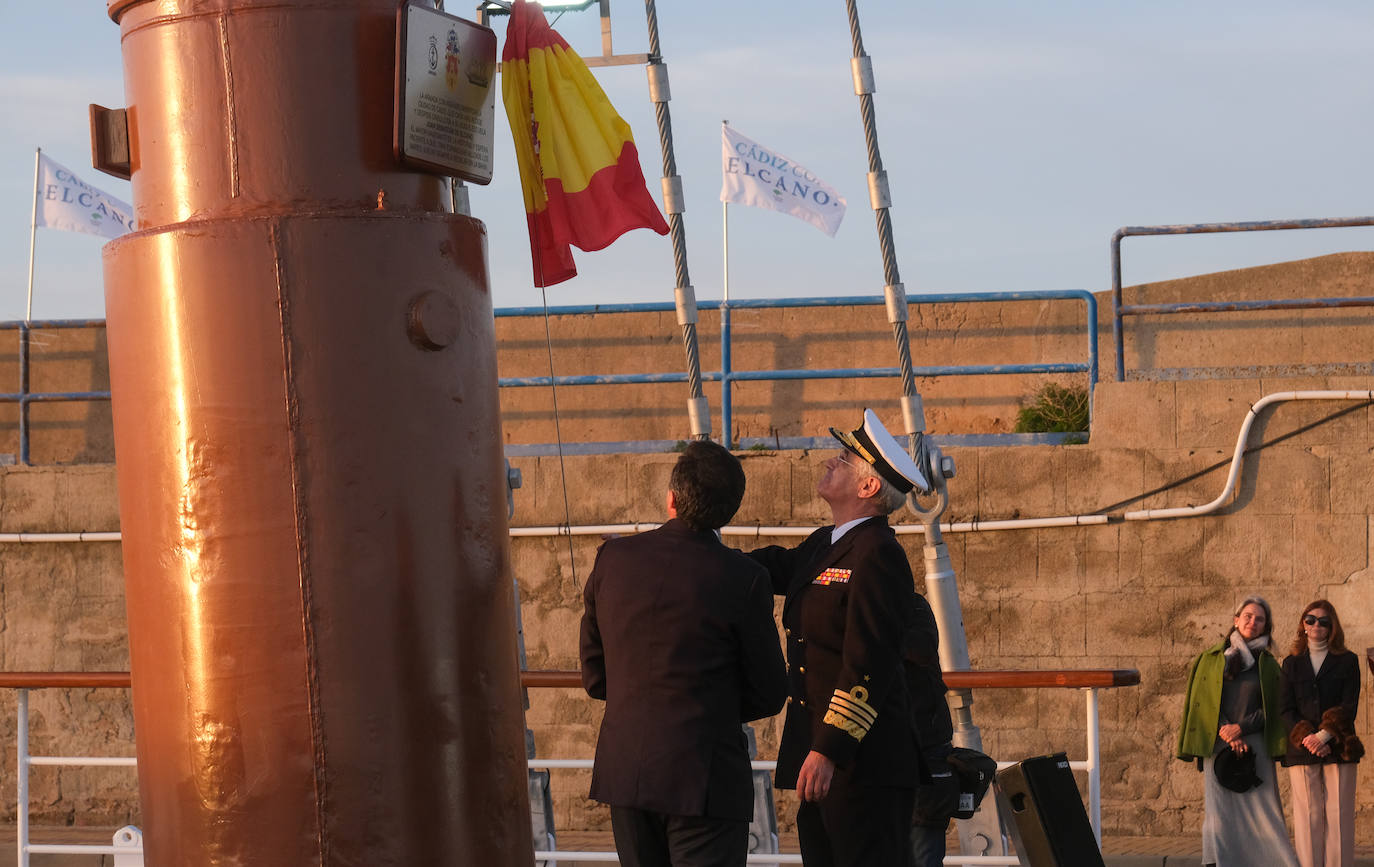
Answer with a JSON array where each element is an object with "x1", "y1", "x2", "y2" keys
[{"x1": 1288, "y1": 763, "x2": 1357, "y2": 867}]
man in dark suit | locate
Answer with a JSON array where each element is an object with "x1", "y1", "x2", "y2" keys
[
  {"x1": 748, "y1": 409, "x2": 940, "y2": 867},
  {"x1": 580, "y1": 441, "x2": 788, "y2": 867}
]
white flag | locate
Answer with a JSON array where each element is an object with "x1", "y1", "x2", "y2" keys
[
  {"x1": 35, "y1": 153, "x2": 136, "y2": 241},
  {"x1": 720, "y1": 125, "x2": 846, "y2": 237}
]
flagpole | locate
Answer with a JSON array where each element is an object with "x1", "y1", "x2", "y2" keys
[
  {"x1": 721, "y1": 195, "x2": 732, "y2": 448},
  {"x1": 26, "y1": 148, "x2": 40, "y2": 322}
]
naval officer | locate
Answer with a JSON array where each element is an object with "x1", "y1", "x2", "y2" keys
[
  {"x1": 580, "y1": 440, "x2": 787, "y2": 867},
  {"x1": 748, "y1": 409, "x2": 934, "y2": 867}
]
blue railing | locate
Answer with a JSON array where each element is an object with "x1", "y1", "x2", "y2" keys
[
  {"x1": 497, "y1": 291, "x2": 1099, "y2": 448},
  {"x1": 1111, "y1": 216, "x2": 1374, "y2": 381},
  {"x1": 0, "y1": 320, "x2": 111, "y2": 465},
  {"x1": 0, "y1": 291, "x2": 1098, "y2": 463}
]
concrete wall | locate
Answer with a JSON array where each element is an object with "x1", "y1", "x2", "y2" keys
[{"x1": 1, "y1": 253, "x2": 1372, "y2": 840}]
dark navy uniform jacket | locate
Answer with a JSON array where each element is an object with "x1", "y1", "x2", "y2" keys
[
  {"x1": 749, "y1": 515, "x2": 925, "y2": 789},
  {"x1": 580, "y1": 518, "x2": 788, "y2": 820}
]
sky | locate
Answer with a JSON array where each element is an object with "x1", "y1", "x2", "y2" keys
[{"x1": 1, "y1": 1, "x2": 1372, "y2": 321}]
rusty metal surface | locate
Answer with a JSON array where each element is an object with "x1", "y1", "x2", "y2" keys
[
  {"x1": 100, "y1": 1, "x2": 534, "y2": 864},
  {"x1": 105, "y1": 212, "x2": 534, "y2": 867}
]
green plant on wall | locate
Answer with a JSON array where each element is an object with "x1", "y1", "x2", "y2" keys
[{"x1": 1015, "y1": 383, "x2": 1089, "y2": 433}]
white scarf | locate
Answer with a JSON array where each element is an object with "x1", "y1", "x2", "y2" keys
[{"x1": 1224, "y1": 631, "x2": 1269, "y2": 672}]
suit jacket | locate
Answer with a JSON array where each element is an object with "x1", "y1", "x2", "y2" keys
[
  {"x1": 748, "y1": 516, "x2": 922, "y2": 789},
  {"x1": 1279, "y1": 648, "x2": 1361, "y2": 765},
  {"x1": 580, "y1": 518, "x2": 787, "y2": 820}
]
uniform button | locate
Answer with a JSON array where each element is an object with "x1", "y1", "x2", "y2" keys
[
  {"x1": 799, "y1": 666, "x2": 806, "y2": 674},
  {"x1": 785, "y1": 628, "x2": 792, "y2": 636},
  {"x1": 798, "y1": 638, "x2": 805, "y2": 645},
  {"x1": 799, "y1": 700, "x2": 807, "y2": 707}
]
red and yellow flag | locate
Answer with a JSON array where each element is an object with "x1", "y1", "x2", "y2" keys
[{"x1": 501, "y1": 0, "x2": 669, "y2": 287}]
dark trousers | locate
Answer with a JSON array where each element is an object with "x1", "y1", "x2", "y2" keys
[
  {"x1": 910, "y1": 773, "x2": 959, "y2": 867},
  {"x1": 609, "y1": 806, "x2": 749, "y2": 867},
  {"x1": 909, "y1": 822, "x2": 947, "y2": 867},
  {"x1": 795, "y1": 772, "x2": 915, "y2": 867}
]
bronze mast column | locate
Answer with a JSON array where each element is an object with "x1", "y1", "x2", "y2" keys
[{"x1": 101, "y1": 1, "x2": 534, "y2": 863}]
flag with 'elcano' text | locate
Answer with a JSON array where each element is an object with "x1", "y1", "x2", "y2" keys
[
  {"x1": 36, "y1": 153, "x2": 135, "y2": 241},
  {"x1": 501, "y1": 0, "x2": 669, "y2": 287},
  {"x1": 721, "y1": 124, "x2": 846, "y2": 237}
]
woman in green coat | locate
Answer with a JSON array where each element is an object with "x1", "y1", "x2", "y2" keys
[{"x1": 1176, "y1": 595, "x2": 1298, "y2": 867}]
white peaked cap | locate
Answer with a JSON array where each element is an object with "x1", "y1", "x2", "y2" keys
[{"x1": 829, "y1": 408, "x2": 930, "y2": 494}]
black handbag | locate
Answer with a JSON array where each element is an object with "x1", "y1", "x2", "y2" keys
[{"x1": 947, "y1": 746, "x2": 998, "y2": 819}]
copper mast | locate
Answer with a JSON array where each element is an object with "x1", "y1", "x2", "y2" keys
[{"x1": 100, "y1": 0, "x2": 534, "y2": 862}]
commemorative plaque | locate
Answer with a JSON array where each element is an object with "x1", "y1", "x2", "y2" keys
[{"x1": 395, "y1": 2, "x2": 497, "y2": 184}]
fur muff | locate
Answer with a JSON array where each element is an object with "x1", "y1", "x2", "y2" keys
[
  {"x1": 1318, "y1": 707, "x2": 1365, "y2": 762},
  {"x1": 1289, "y1": 719, "x2": 1315, "y2": 749}
]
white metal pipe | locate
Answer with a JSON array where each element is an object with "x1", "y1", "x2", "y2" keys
[
  {"x1": 531, "y1": 854, "x2": 806, "y2": 864},
  {"x1": 508, "y1": 523, "x2": 662, "y2": 538},
  {"x1": 1086, "y1": 688, "x2": 1102, "y2": 845},
  {"x1": 510, "y1": 515, "x2": 1109, "y2": 541},
  {"x1": 529, "y1": 759, "x2": 593, "y2": 769},
  {"x1": 0, "y1": 533, "x2": 123, "y2": 543},
  {"x1": 11, "y1": 394, "x2": 1372, "y2": 545},
  {"x1": 29, "y1": 756, "x2": 137, "y2": 767},
  {"x1": 530, "y1": 853, "x2": 1021, "y2": 865},
  {"x1": 927, "y1": 516, "x2": 1109, "y2": 533},
  {"x1": 28, "y1": 845, "x2": 141, "y2": 856},
  {"x1": 525, "y1": 758, "x2": 1092, "y2": 772},
  {"x1": 17, "y1": 689, "x2": 28, "y2": 867},
  {"x1": 511, "y1": 391, "x2": 1374, "y2": 537},
  {"x1": 529, "y1": 759, "x2": 780, "y2": 771},
  {"x1": 1125, "y1": 390, "x2": 1374, "y2": 521}
]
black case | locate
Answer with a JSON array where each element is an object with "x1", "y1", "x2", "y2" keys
[{"x1": 995, "y1": 752, "x2": 1105, "y2": 867}]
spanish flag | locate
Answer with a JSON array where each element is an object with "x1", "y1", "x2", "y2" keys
[{"x1": 501, "y1": 0, "x2": 669, "y2": 287}]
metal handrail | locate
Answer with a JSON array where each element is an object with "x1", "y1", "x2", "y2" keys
[
  {"x1": 0, "y1": 667, "x2": 1142, "y2": 691},
  {"x1": 6, "y1": 667, "x2": 1138, "y2": 865},
  {"x1": 517, "y1": 668, "x2": 1140, "y2": 690},
  {"x1": 496, "y1": 291, "x2": 1100, "y2": 448},
  {"x1": 1109, "y1": 216, "x2": 1374, "y2": 381},
  {"x1": 0, "y1": 319, "x2": 112, "y2": 465}
]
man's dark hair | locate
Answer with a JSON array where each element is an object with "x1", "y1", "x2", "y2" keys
[{"x1": 670, "y1": 441, "x2": 747, "y2": 531}]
